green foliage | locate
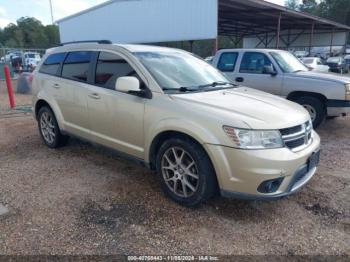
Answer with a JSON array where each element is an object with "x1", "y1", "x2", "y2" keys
[
  {"x1": 286, "y1": 0, "x2": 350, "y2": 26},
  {"x1": 285, "y1": 0, "x2": 299, "y2": 10},
  {"x1": 0, "y1": 17, "x2": 60, "y2": 48},
  {"x1": 299, "y1": 0, "x2": 319, "y2": 15}
]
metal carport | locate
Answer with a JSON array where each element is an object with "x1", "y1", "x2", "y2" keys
[
  {"x1": 217, "y1": 0, "x2": 350, "y2": 53},
  {"x1": 57, "y1": 0, "x2": 350, "y2": 54}
]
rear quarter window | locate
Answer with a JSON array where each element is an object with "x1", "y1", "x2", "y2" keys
[{"x1": 39, "y1": 53, "x2": 66, "y2": 76}]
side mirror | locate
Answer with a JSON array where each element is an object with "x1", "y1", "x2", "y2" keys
[
  {"x1": 115, "y1": 76, "x2": 141, "y2": 93},
  {"x1": 263, "y1": 65, "x2": 277, "y2": 76}
]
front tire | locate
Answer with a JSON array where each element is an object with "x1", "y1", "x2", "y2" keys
[
  {"x1": 293, "y1": 96, "x2": 326, "y2": 128},
  {"x1": 38, "y1": 107, "x2": 68, "y2": 148},
  {"x1": 156, "y1": 137, "x2": 218, "y2": 207}
]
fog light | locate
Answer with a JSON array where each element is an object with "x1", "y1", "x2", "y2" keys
[{"x1": 257, "y1": 178, "x2": 284, "y2": 193}]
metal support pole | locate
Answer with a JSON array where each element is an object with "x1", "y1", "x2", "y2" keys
[
  {"x1": 49, "y1": 0, "x2": 54, "y2": 24},
  {"x1": 309, "y1": 22, "x2": 315, "y2": 55},
  {"x1": 287, "y1": 29, "x2": 291, "y2": 48},
  {"x1": 276, "y1": 13, "x2": 282, "y2": 49},
  {"x1": 344, "y1": 31, "x2": 349, "y2": 55},
  {"x1": 189, "y1": 40, "x2": 194, "y2": 53},
  {"x1": 330, "y1": 28, "x2": 334, "y2": 56},
  {"x1": 213, "y1": 37, "x2": 218, "y2": 55}
]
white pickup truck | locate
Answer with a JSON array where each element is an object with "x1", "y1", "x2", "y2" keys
[{"x1": 212, "y1": 49, "x2": 350, "y2": 127}]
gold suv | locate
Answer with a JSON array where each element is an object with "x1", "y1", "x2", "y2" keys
[{"x1": 32, "y1": 41, "x2": 321, "y2": 206}]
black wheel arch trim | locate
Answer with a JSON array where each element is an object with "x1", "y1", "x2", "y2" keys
[{"x1": 326, "y1": 100, "x2": 350, "y2": 108}]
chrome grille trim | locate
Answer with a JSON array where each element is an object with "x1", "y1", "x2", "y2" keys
[{"x1": 280, "y1": 121, "x2": 313, "y2": 152}]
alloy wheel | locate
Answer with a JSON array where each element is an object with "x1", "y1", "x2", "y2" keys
[
  {"x1": 40, "y1": 111, "x2": 56, "y2": 144},
  {"x1": 161, "y1": 147, "x2": 199, "y2": 198}
]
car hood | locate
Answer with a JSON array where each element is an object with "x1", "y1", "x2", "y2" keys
[
  {"x1": 170, "y1": 87, "x2": 310, "y2": 130},
  {"x1": 289, "y1": 70, "x2": 350, "y2": 84}
]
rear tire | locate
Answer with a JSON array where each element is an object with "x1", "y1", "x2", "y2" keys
[
  {"x1": 38, "y1": 106, "x2": 68, "y2": 148},
  {"x1": 293, "y1": 96, "x2": 326, "y2": 128},
  {"x1": 156, "y1": 137, "x2": 218, "y2": 207}
]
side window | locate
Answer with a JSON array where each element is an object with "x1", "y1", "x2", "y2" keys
[
  {"x1": 62, "y1": 51, "x2": 93, "y2": 82},
  {"x1": 95, "y1": 52, "x2": 136, "y2": 90},
  {"x1": 217, "y1": 52, "x2": 238, "y2": 72},
  {"x1": 240, "y1": 52, "x2": 274, "y2": 74},
  {"x1": 39, "y1": 53, "x2": 66, "y2": 76}
]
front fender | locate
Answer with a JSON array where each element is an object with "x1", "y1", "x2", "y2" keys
[{"x1": 144, "y1": 117, "x2": 222, "y2": 163}]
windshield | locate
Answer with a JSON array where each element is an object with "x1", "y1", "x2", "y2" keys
[
  {"x1": 327, "y1": 57, "x2": 341, "y2": 63},
  {"x1": 270, "y1": 51, "x2": 308, "y2": 73},
  {"x1": 27, "y1": 54, "x2": 40, "y2": 59},
  {"x1": 134, "y1": 51, "x2": 232, "y2": 92},
  {"x1": 302, "y1": 58, "x2": 314, "y2": 65}
]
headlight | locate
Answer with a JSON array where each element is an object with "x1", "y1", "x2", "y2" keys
[
  {"x1": 223, "y1": 126, "x2": 284, "y2": 149},
  {"x1": 345, "y1": 84, "x2": 350, "y2": 100}
]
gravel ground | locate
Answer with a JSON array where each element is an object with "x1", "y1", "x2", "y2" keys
[
  {"x1": 0, "y1": 79, "x2": 32, "y2": 112},
  {"x1": 0, "y1": 111, "x2": 349, "y2": 256}
]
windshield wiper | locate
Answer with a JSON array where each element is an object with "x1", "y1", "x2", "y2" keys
[
  {"x1": 198, "y1": 81, "x2": 237, "y2": 89},
  {"x1": 163, "y1": 81, "x2": 237, "y2": 93},
  {"x1": 162, "y1": 87, "x2": 198, "y2": 92}
]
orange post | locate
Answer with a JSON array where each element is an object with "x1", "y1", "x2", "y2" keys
[{"x1": 3, "y1": 65, "x2": 15, "y2": 109}]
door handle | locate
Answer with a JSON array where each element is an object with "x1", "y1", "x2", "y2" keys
[
  {"x1": 53, "y1": 83, "x2": 60, "y2": 89},
  {"x1": 235, "y1": 77, "x2": 244, "y2": 83},
  {"x1": 88, "y1": 93, "x2": 101, "y2": 100}
]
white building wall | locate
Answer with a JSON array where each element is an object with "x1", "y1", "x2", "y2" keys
[{"x1": 58, "y1": 0, "x2": 218, "y2": 43}]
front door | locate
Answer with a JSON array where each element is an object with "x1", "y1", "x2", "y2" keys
[
  {"x1": 234, "y1": 52, "x2": 283, "y2": 95},
  {"x1": 86, "y1": 51, "x2": 145, "y2": 159}
]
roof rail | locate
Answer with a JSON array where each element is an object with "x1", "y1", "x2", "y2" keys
[{"x1": 59, "y1": 40, "x2": 112, "y2": 46}]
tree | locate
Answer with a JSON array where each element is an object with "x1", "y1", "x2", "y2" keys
[
  {"x1": 17, "y1": 17, "x2": 49, "y2": 48},
  {"x1": 318, "y1": 0, "x2": 350, "y2": 25},
  {"x1": 285, "y1": 0, "x2": 299, "y2": 10},
  {"x1": 0, "y1": 17, "x2": 60, "y2": 48},
  {"x1": 45, "y1": 25, "x2": 60, "y2": 45},
  {"x1": 299, "y1": 0, "x2": 319, "y2": 15}
]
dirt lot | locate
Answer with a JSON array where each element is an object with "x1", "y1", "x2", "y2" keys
[{"x1": 0, "y1": 95, "x2": 349, "y2": 256}]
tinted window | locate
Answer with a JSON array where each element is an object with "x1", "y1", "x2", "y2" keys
[
  {"x1": 62, "y1": 51, "x2": 93, "y2": 82},
  {"x1": 240, "y1": 52, "x2": 274, "y2": 74},
  {"x1": 217, "y1": 52, "x2": 238, "y2": 72},
  {"x1": 95, "y1": 52, "x2": 136, "y2": 89},
  {"x1": 40, "y1": 53, "x2": 66, "y2": 76}
]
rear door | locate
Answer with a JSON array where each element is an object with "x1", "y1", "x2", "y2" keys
[
  {"x1": 58, "y1": 51, "x2": 95, "y2": 139},
  {"x1": 234, "y1": 51, "x2": 283, "y2": 95}
]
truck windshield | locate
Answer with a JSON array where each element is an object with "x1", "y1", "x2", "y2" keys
[
  {"x1": 270, "y1": 51, "x2": 308, "y2": 73},
  {"x1": 134, "y1": 51, "x2": 233, "y2": 92}
]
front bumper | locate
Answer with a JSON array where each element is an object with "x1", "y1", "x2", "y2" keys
[
  {"x1": 204, "y1": 131, "x2": 321, "y2": 200},
  {"x1": 327, "y1": 100, "x2": 350, "y2": 117}
]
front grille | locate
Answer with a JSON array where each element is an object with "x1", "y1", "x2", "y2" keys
[
  {"x1": 285, "y1": 138, "x2": 305, "y2": 148},
  {"x1": 280, "y1": 121, "x2": 312, "y2": 151},
  {"x1": 280, "y1": 125, "x2": 302, "y2": 136}
]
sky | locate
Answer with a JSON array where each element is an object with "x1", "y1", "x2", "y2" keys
[{"x1": 0, "y1": 0, "x2": 286, "y2": 28}]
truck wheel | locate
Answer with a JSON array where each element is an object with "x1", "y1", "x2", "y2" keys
[
  {"x1": 38, "y1": 107, "x2": 68, "y2": 148},
  {"x1": 294, "y1": 96, "x2": 325, "y2": 128},
  {"x1": 156, "y1": 137, "x2": 218, "y2": 207}
]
